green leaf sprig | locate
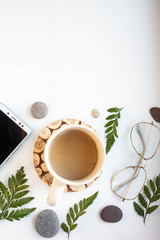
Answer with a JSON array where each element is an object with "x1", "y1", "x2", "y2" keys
[
  {"x1": 133, "y1": 175, "x2": 160, "y2": 224},
  {"x1": 105, "y1": 107, "x2": 123, "y2": 154},
  {"x1": 0, "y1": 167, "x2": 36, "y2": 221},
  {"x1": 61, "y1": 191, "x2": 98, "y2": 239}
]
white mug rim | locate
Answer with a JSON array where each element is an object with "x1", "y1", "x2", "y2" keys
[{"x1": 44, "y1": 124, "x2": 105, "y2": 186}]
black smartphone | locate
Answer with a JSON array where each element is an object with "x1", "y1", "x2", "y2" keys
[{"x1": 0, "y1": 103, "x2": 31, "y2": 167}]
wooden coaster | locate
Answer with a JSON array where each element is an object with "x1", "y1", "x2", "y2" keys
[{"x1": 33, "y1": 119, "x2": 101, "y2": 192}]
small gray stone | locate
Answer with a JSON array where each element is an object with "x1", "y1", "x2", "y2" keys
[
  {"x1": 31, "y1": 102, "x2": 48, "y2": 119},
  {"x1": 100, "y1": 205, "x2": 123, "y2": 223},
  {"x1": 35, "y1": 209, "x2": 60, "y2": 238}
]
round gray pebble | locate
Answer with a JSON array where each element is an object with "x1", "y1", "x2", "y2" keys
[
  {"x1": 31, "y1": 102, "x2": 48, "y2": 119},
  {"x1": 100, "y1": 205, "x2": 123, "y2": 223},
  {"x1": 35, "y1": 209, "x2": 60, "y2": 238}
]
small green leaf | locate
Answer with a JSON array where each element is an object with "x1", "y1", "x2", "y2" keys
[
  {"x1": 3, "y1": 210, "x2": 9, "y2": 219},
  {"x1": 106, "y1": 114, "x2": 116, "y2": 120},
  {"x1": 69, "y1": 208, "x2": 75, "y2": 221},
  {"x1": 16, "y1": 185, "x2": 29, "y2": 191},
  {"x1": 106, "y1": 135, "x2": 115, "y2": 154},
  {"x1": 10, "y1": 197, "x2": 34, "y2": 208},
  {"x1": 133, "y1": 202, "x2": 144, "y2": 217},
  {"x1": 146, "y1": 205, "x2": 159, "y2": 214},
  {"x1": 144, "y1": 185, "x2": 151, "y2": 200},
  {"x1": 78, "y1": 211, "x2": 86, "y2": 217},
  {"x1": 0, "y1": 193, "x2": 5, "y2": 210},
  {"x1": 0, "y1": 181, "x2": 10, "y2": 201},
  {"x1": 7, "y1": 208, "x2": 36, "y2": 221},
  {"x1": 104, "y1": 121, "x2": 114, "y2": 128},
  {"x1": 67, "y1": 213, "x2": 72, "y2": 226},
  {"x1": 70, "y1": 224, "x2": 78, "y2": 231},
  {"x1": 117, "y1": 112, "x2": 121, "y2": 118},
  {"x1": 150, "y1": 195, "x2": 160, "y2": 203},
  {"x1": 61, "y1": 223, "x2": 69, "y2": 233},
  {"x1": 107, "y1": 107, "x2": 120, "y2": 113},
  {"x1": 150, "y1": 180, "x2": 155, "y2": 193},
  {"x1": 79, "y1": 200, "x2": 83, "y2": 211},
  {"x1": 113, "y1": 126, "x2": 118, "y2": 138},
  {"x1": 1, "y1": 203, "x2": 8, "y2": 211},
  {"x1": 156, "y1": 176, "x2": 160, "y2": 188},
  {"x1": 105, "y1": 127, "x2": 112, "y2": 133},
  {"x1": 14, "y1": 190, "x2": 29, "y2": 199},
  {"x1": 19, "y1": 179, "x2": 28, "y2": 185},
  {"x1": 115, "y1": 118, "x2": 118, "y2": 127},
  {"x1": 8, "y1": 177, "x2": 14, "y2": 195},
  {"x1": 74, "y1": 204, "x2": 78, "y2": 214},
  {"x1": 138, "y1": 193, "x2": 147, "y2": 208}
]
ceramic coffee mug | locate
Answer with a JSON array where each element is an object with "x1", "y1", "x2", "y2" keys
[{"x1": 44, "y1": 124, "x2": 105, "y2": 206}]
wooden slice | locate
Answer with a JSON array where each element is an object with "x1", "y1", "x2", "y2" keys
[
  {"x1": 33, "y1": 119, "x2": 102, "y2": 192},
  {"x1": 39, "y1": 127, "x2": 51, "y2": 140},
  {"x1": 34, "y1": 138, "x2": 45, "y2": 153}
]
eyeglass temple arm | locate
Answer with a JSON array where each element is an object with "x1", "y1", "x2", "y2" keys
[{"x1": 113, "y1": 126, "x2": 145, "y2": 193}]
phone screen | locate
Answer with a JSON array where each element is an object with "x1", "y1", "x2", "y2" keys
[{"x1": 0, "y1": 110, "x2": 27, "y2": 164}]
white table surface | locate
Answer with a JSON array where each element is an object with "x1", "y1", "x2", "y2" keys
[{"x1": 0, "y1": 0, "x2": 160, "y2": 239}]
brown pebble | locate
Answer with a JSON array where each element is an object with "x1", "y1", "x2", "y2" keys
[
  {"x1": 101, "y1": 205, "x2": 123, "y2": 223},
  {"x1": 150, "y1": 107, "x2": 160, "y2": 123},
  {"x1": 91, "y1": 109, "x2": 100, "y2": 118}
]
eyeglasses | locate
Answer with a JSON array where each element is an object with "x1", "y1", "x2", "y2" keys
[{"x1": 111, "y1": 122, "x2": 160, "y2": 201}]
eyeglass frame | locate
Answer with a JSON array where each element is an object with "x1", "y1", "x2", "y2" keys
[{"x1": 110, "y1": 121, "x2": 160, "y2": 201}]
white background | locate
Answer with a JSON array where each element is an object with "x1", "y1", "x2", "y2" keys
[{"x1": 0, "y1": 0, "x2": 160, "y2": 239}]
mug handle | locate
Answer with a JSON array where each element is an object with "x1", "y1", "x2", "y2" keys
[{"x1": 47, "y1": 178, "x2": 66, "y2": 206}]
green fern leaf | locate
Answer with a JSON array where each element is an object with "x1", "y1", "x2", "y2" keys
[
  {"x1": 0, "y1": 181, "x2": 10, "y2": 201},
  {"x1": 138, "y1": 193, "x2": 147, "y2": 208},
  {"x1": 10, "y1": 197, "x2": 34, "y2": 208},
  {"x1": 70, "y1": 224, "x2": 78, "y2": 231},
  {"x1": 104, "y1": 120, "x2": 114, "y2": 127},
  {"x1": 144, "y1": 185, "x2": 151, "y2": 200},
  {"x1": 134, "y1": 175, "x2": 160, "y2": 224},
  {"x1": 69, "y1": 207, "x2": 75, "y2": 221},
  {"x1": 105, "y1": 107, "x2": 123, "y2": 154},
  {"x1": 133, "y1": 202, "x2": 144, "y2": 217},
  {"x1": 67, "y1": 213, "x2": 72, "y2": 226},
  {"x1": 150, "y1": 180, "x2": 155, "y2": 193},
  {"x1": 8, "y1": 177, "x2": 14, "y2": 195},
  {"x1": 150, "y1": 195, "x2": 160, "y2": 203},
  {"x1": 107, "y1": 107, "x2": 120, "y2": 113},
  {"x1": 106, "y1": 134, "x2": 115, "y2": 154},
  {"x1": 156, "y1": 176, "x2": 160, "y2": 188},
  {"x1": 61, "y1": 191, "x2": 98, "y2": 239},
  {"x1": 146, "y1": 205, "x2": 159, "y2": 215},
  {"x1": 74, "y1": 204, "x2": 78, "y2": 214},
  {"x1": 0, "y1": 193, "x2": 5, "y2": 210},
  {"x1": 61, "y1": 223, "x2": 69, "y2": 233},
  {"x1": 106, "y1": 114, "x2": 116, "y2": 120},
  {"x1": 14, "y1": 190, "x2": 29, "y2": 199},
  {"x1": 6, "y1": 208, "x2": 36, "y2": 221},
  {"x1": 0, "y1": 167, "x2": 36, "y2": 222}
]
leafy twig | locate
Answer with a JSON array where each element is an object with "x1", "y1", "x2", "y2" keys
[
  {"x1": 0, "y1": 167, "x2": 36, "y2": 221},
  {"x1": 105, "y1": 107, "x2": 123, "y2": 154},
  {"x1": 133, "y1": 175, "x2": 160, "y2": 224},
  {"x1": 61, "y1": 191, "x2": 98, "y2": 239}
]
